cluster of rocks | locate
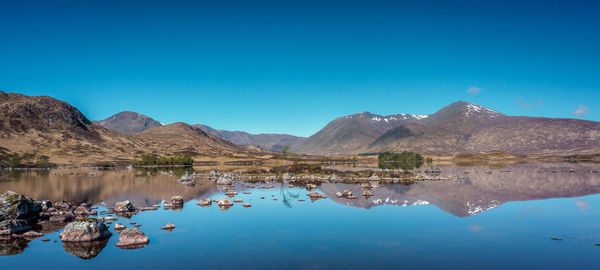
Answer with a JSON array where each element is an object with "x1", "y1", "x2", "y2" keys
[
  {"x1": 307, "y1": 192, "x2": 327, "y2": 201},
  {"x1": 1, "y1": 191, "x2": 97, "y2": 242},
  {"x1": 335, "y1": 189, "x2": 358, "y2": 199},
  {"x1": 164, "y1": 195, "x2": 184, "y2": 210},
  {"x1": 177, "y1": 172, "x2": 198, "y2": 186}
]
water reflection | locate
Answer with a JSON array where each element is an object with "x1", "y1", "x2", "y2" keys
[
  {"x1": 62, "y1": 239, "x2": 109, "y2": 259},
  {"x1": 321, "y1": 163, "x2": 600, "y2": 216}
]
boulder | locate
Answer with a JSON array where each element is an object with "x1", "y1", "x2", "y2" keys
[
  {"x1": 161, "y1": 223, "x2": 175, "y2": 230},
  {"x1": 115, "y1": 228, "x2": 149, "y2": 249},
  {"x1": 114, "y1": 223, "x2": 126, "y2": 230},
  {"x1": 335, "y1": 192, "x2": 342, "y2": 198},
  {"x1": 170, "y1": 195, "x2": 184, "y2": 206},
  {"x1": 59, "y1": 219, "x2": 112, "y2": 242},
  {"x1": 197, "y1": 198, "x2": 212, "y2": 207},
  {"x1": 73, "y1": 205, "x2": 89, "y2": 215},
  {"x1": 215, "y1": 198, "x2": 233, "y2": 207},
  {"x1": 0, "y1": 191, "x2": 42, "y2": 222},
  {"x1": 114, "y1": 201, "x2": 136, "y2": 212}
]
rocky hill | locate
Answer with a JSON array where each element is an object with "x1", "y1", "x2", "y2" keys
[{"x1": 0, "y1": 91, "x2": 261, "y2": 164}]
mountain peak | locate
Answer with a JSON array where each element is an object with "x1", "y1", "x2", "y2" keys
[
  {"x1": 421, "y1": 101, "x2": 503, "y2": 125},
  {"x1": 94, "y1": 111, "x2": 164, "y2": 134}
]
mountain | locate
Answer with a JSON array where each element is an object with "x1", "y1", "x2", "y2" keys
[
  {"x1": 369, "y1": 101, "x2": 600, "y2": 155},
  {"x1": 93, "y1": 111, "x2": 164, "y2": 134},
  {"x1": 319, "y1": 163, "x2": 600, "y2": 217},
  {"x1": 0, "y1": 91, "x2": 259, "y2": 164},
  {"x1": 194, "y1": 124, "x2": 306, "y2": 151},
  {"x1": 290, "y1": 112, "x2": 428, "y2": 155},
  {"x1": 92, "y1": 111, "x2": 305, "y2": 151}
]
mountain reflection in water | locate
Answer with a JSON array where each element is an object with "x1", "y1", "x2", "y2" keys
[{"x1": 1, "y1": 163, "x2": 599, "y2": 217}]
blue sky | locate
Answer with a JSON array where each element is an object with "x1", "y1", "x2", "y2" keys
[{"x1": 1, "y1": 0, "x2": 599, "y2": 137}]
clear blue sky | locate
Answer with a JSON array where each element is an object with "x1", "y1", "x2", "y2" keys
[{"x1": 1, "y1": 0, "x2": 599, "y2": 137}]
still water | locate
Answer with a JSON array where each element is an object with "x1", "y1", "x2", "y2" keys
[{"x1": 1, "y1": 163, "x2": 600, "y2": 269}]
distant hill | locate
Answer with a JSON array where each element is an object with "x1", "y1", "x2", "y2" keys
[
  {"x1": 91, "y1": 110, "x2": 305, "y2": 151},
  {"x1": 368, "y1": 101, "x2": 600, "y2": 155},
  {"x1": 194, "y1": 124, "x2": 306, "y2": 151},
  {"x1": 290, "y1": 112, "x2": 428, "y2": 155},
  {"x1": 93, "y1": 111, "x2": 164, "y2": 134},
  {"x1": 0, "y1": 91, "x2": 260, "y2": 164}
]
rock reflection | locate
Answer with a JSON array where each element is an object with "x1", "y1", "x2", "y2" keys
[
  {"x1": 0, "y1": 237, "x2": 29, "y2": 256},
  {"x1": 62, "y1": 239, "x2": 109, "y2": 259}
]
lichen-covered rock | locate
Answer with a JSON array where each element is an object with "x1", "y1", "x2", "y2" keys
[
  {"x1": 59, "y1": 219, "x2": 112, "y2": 242},
  {"x1": 0, "y1": 191, "x2": 42, "y2": 222},
  {"x1": 115, "y1": 228, "x2": 149, "y2": 249},
  {"x1": 114, "y1": 201, "x2": 136, "y2": 212}
]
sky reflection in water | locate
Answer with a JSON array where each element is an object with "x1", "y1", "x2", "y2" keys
[{"x1": 1, "y1": 163, "x2": 600, "y2": 269}]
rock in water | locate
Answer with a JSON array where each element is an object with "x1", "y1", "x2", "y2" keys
[
  {"x1": 362, "y1": 190, "x2": 373, "y2": 197},
  {"x1": 243, "y1": 203, "x2": 251, "y2": 208},
  {"x1": 307, "y1": 192, "x2": 327, "y2": 199},
  {"x1": 114, "y1": 201, "x2": 136, "y2": 212},
  {"x1": 216, "y1": 175, "x2": 233, "y2": 185},
  {"x1": 115, "y1": 228, "x2": 149, "y2": 249},
  {"x1": 170, "y1": 195, "x2": 184, "y2": 206},
  {"x1": 342, "y1": 189, "x2": 353, "y2": 197},
  {"x1": 59, "y1": 219, "x2": 112, "y2": 242},
  {"x1": 114, "y1": 223, "x2": 126, "y2": 230},
  {"x1": 0, "y1": 191, "x2": 42, "y2": 221},
  {"x1": 161, "y1": 223, "x2": 175, "y2": 230},
  {"x1": 215, "y1": 198, "x2": 233, "y2": 207},
  {"x1": 197, "y1": 198, "x2": 212, "y2": 207},
  {"x1": 225, "y1": 190, "x2": 238, "y2": 196}
]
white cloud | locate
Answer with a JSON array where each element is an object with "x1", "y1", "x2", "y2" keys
[
  {"x1": 572, "y1": 104, "x2": 589, "y2": 117},
  {"x1": 466, "y1": 86, "x2": 482, "y2": 95},
  {"x1": 574, "y1": 199, "x2": 589, "y2": 212}
]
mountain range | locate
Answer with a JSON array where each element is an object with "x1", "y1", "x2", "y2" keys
[
  {"x1": 1, "y1": 91, "x2": 599, "y2": 164},
  {"x1": 0, "y1": 91, "x2": 262, "y2": 164}
]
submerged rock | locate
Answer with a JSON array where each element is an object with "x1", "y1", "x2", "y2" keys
[
  {"x1": 59, "y1": 219, "x2": 112, "y2": 242},
  {"x1": 115, "y1": 228, "x2": 149, "y2": 249}
]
